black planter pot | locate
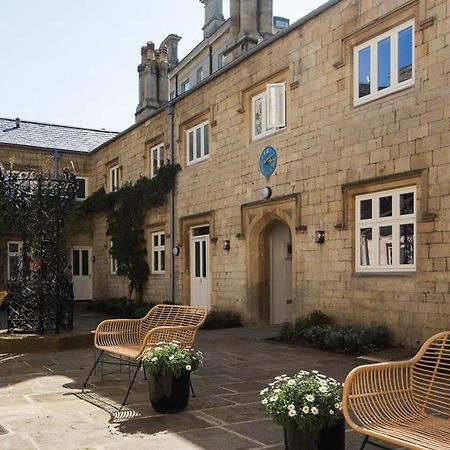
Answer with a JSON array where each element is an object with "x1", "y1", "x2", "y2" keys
[
  {"x1": 149, "y1": 372, "x2": 191, "y2": 413},
  {"x1": 284, "y1": 418, "x2": 345, "y2": 450}
]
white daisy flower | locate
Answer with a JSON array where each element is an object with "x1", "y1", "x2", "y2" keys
[
  {"x1": 185, "y1": 365, "x2": 192, "y2": 371},
  {"x1": 288, "y1": 409, "x2": 297, "y2": 417},
  {"x1": 305, "y1": 394, "x2": 315, "y2": 402},
  {"x1": 270, "y1": 395, "x2": 278, "y2": 402},
  {"x1": 312, "y1": 370, "x2": 319, "y2": 374},
  {"x1": 260, "y1": 389, "x2": 268, "y2": 395},
  {"x1": 335, "y1": 403, "x2": 340, "y2": 409},
  {"x1": 329, "y1": 409, "x2": 335, "y2": 415},
  {"x1": 169, "y1": 355, "x2": 174, "y2": 360},
  {"x1": 311, "y1": 407, "x2": 319, "y2": 415},
  {"x1": 302, "y1": 406, "x2": 310, "y2": 414},
  {"x1": 288, "y1": 379, "x2": 295, "y2": 386},
  {"x1": 151, "y1": 357, "x2": 158, "y2": 362},
  {"x1": 319, "y1": 386, "x2": 328, "y2": 393},
  {"x1": 261, "y1": 399, "x2": 268, "y2": 405},
  {"x1": 287, "y1": 404, "x2": 295, "y2": 410}
]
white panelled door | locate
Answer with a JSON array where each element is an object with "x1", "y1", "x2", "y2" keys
[
  {"x1": 71, "y1": 247, "x2": 93, "y2": 301},
  {"x1": 190, "y1": 226, "x2": 210, "y2": 310}
]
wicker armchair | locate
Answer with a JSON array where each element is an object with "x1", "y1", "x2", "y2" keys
[
  {"x1": 343, "y1": 331, "x2": 450, "y2": 450},
  {"x1": 82, "y1": 304, "x2": 207, "y2": 407}
]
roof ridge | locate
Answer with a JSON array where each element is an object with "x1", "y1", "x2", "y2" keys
[{"x1": 0, "y1": 117, "x2": 119, "y2": 134}]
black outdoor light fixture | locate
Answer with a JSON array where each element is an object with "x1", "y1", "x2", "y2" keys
[
  {"x1": 315, "y1": 230, "x2": 325, "y2": 244},
  {"x1": 261, "y1": 186, "x2": 272, "y2": 200},
  {"x1": 223, "y1": 239, "x2": 230, "y2": 251}
]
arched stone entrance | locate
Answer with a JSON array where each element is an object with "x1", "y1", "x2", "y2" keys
[{"x1": 244, "y1": 201, "x2": 296, "y2": 325}]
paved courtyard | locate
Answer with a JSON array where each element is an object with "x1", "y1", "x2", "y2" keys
[{"x1": 0, "y1": 324, "x2": 405, "y2": 449}]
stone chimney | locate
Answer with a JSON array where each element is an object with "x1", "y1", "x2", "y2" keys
[
  {"x1": 200, "y1": 0, "x2": 226, "y2": 39},
  {"x1": 160, "y1": 34, "x2": 182, "y2": 69},
  {"x1": 135, "y1": 42, "x2": 170, "y2": 122},
  {"x1": 225, "y1": 0, "x2": 274, "y2": 61}
]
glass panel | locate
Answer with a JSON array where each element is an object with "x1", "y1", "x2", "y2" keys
[
  {"x1": 188, "y1": 131, "x2": 194, "y2": 162},
  {"x1": 9, "y1": 256, "x2": 18, "y2": 279},
  {"x1": 400, "y1": 223, "x2": 414, "y2": 265},
  {"x1": 76, "y1": 178, "x2": 86, "y2": 199},
  {"x1": 154, "y1": 251, "x2": 159, "y2": 272},
  {"x1": 358, "y1": 46, "x2": 371, "y2": 98},
  {"x1": 203, "y1": 124, "x2": 209, "y2": 155},
  {"x1": 9, "y1": 243, "x2": 19, "y2": 253},
  {"x1": 81, "y1": 250, "x2": 89, "y2": 276},
  {"x1": 152, "y1": 148, "x2": 158, "y2": 175},
  {"x1": 196, "y1": 127, "x2": 202, "y2": 158},
  {"x1": 153, "y1": 234, "x2": 158, "y2": 247},
  {"x1": 398, "y1": 26, "x2": 413, "y2": 83},
  {"x1": 160, "y1": 234, "x2": 165, "y2": 246},
  {"x1": 360, "y1": 228, "x2": 373, "y2": 266},
  {"x1": 377, "y1": 37, "x2": 391, "y2": 91},
  {"x1": 254, "y1": 96, "x2": 263, "y2": 136},
  {"x1": 195, "y1": 241, "x2": 200, "y2": 277},
  {"x1": 360, "y1": 199, "x2": 372, "y2": 220},
  {"x1": 400, "y1": 192, "x2": 414, "y2": 215},
  {"x1": 159, "y1": 146, "x2": 164, "y2": 167},
  {"x1": 379, "y1": 226, "x2": 393, "y2": 265},
  {"x1": 379, "y1": 196, "x2": 392, "y2": 217},
  {"x1": 73, "y1": 250, "x2": 80, "y2": 276},
  {"x1": 161, "y1": 250, "x2": 165, "y2": 272},
  {"x1": 192, "y1": 226, "x2": 210, "y2": 236},
  {"x1": 202, "y1": 241, "x2": 207, "y2": 278}
]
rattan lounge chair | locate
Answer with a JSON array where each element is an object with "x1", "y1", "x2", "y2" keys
[
  {"x1": 343, "y1": 331, "x2": 450, "y2": 450},
  {"x1": 82, "y1": 304, "x2": 207, "y2": 407}
]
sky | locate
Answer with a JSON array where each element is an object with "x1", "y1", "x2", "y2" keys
[{"x1": 1, "y1": 0, "x2": 329, "y2": 132}]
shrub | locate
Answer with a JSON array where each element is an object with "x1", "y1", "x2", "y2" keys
[
  {"x1": 279, "y1": 311, "x2": 334, "y2": 342},
  {"x1": 86, "y1": 298, "x2": 154, "y2": 318},
  {"x1": 202, "y1": 310, "x2": 242, "y2": 330}
]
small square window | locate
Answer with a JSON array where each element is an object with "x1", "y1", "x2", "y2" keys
[{"x1": 76, "y1": 177, "x2": 88, "y2": 200}]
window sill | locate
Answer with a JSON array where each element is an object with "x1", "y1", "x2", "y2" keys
[
  {"x1": 353, "y1": 81, "x2": 414, "y2": 107},
  {"x1": 151, "y1": 272, "x2": 166, "y2": 276},
  {"x1": 353, "y1": 271, "x2": 416, "y2": 277},
  {"x1": 186, "y1": 156, "x2": 210, "y2": 167},
  {"x1": 251, "y1": 127, "x2": 287, "y2": 144}
]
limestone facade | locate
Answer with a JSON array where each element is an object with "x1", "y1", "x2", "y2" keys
[{"x1": 2, "y1": 0, "x2": 450, "y2": 346}]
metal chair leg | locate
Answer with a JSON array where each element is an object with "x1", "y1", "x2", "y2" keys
[
  {"x1": 359, "y1": 435, "x2": 369, "y2": 450},
  {"x1": 143, "y1": 365, "x2": 147, "y2": 381},
  {"x1": 190, "y1": 380, "x2": 196, "y2": 397},
  {"x1": 120, "y1": 361, "x2": 142, "y2": 409},
  {"x1": 82, "y1": 350, "x2": 103, "y2": 392}
]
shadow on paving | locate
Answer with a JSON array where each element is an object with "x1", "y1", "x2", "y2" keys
[{"x1": 0, "y1": 326, "x2": 406, "y2": 449}]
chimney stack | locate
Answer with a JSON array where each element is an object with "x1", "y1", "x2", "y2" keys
[
  {"x1": 200, "y1": 0, "x2": 226, "y2": 39},
  {"x1": 135, "y1": 41, "x2": 170, "y2": 122},
  {"x1": 160, "y1": 34, "x2": 182, "y2": 69}
]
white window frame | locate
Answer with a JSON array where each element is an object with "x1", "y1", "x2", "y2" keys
[
  {"x1": 110, "y1": 241, "x2": 118, "y2": 275},
  {"x1": 75, "y1": 176, "x2": 89, "y2": 201},
  {"x1": 7, "y1": 241, "x2": 23, "y2": 280},
  {"x1": 218, "y1": 53, "x2": 225, "y2": 69},
  {"x1": 197, "y1": 67, "x2": 204, "y2": 83},
  {"x1": 186, "y1": 121, "x2": 210, "y2": 166},
  {"x1": 181, "y1": 79, "x2": 190, "y2": 93},
  {"x1": 355, "y1": 186, "x2": 416, "y2": 273},
  {"x1": 354, "y1": 20, "x2": 415, "y2": 106},
  {"x1": 150, "y1": 143, "x2": 165, "y2": 178},
  {"x1": 251, "y1": 82, "x2": 286, "y2": 141},
  {"x1": 151, "y1": 231, "x2": 165, "y2": 274},
  {"x1": 109, "y1": 164, "x2": 121, "y2": 192}
]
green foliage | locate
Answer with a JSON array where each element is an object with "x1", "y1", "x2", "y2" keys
[
  {"x1": 0, "y1": 194, "x2": 18, "y2": 233},
  {"x1": 202, "y1": 310, "x2": 242, "y2": 330},
  {"x1": 260, "y1": 371, "x2": 343, "y2": 433},
  {"x1": 81, "y1": 164, "x2": 181, "y2": 303},
  {"x1": 86, "y1": 297, "x2": 155, "y2": 318},
  {"x1": 278, "y1": 310, "x2": 390, "y2": 355},
  {"x1": 141, "y1": 342, "x2": 203, "y2": 378}
]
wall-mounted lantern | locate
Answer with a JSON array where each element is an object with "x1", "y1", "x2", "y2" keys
[
  {"x1": 223, "y1": 239, "x2": 230, "y2": 251},
  {"x1": 315, "y1": 230, "x2": 325, "y2": 244}
]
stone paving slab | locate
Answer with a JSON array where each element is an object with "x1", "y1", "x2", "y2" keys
[{"x1": 0, "y1": 325, "x2": 407, "y2": 449}]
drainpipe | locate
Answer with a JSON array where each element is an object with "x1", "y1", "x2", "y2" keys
[
  {"x1": 166, "y1": 105, "x2": 176, "y2": 303},
  {"x1": 209, "y1": 45, "x2": 213, "y2": 75}
]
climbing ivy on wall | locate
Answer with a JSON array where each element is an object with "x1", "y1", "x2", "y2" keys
[{"x1": 82, "y1": 164, "x2": 180, "y2": 304}]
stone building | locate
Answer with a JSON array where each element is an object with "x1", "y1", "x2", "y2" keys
[{"x1": 1, "y1": 0, "x2": 450, "y2": 346}]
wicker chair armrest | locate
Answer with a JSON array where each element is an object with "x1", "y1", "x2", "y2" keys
[
  {"x1": 343, "y1": 359, "x2": 414, "y2": 431},
  {"x1": 137, "y1": 325, "x2": 199, "y2": 358},
  {"x1": 94, "y1": 318, "x2": 142, "y2": 347}
]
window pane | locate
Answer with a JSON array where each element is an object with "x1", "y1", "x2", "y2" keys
[
  {"x1": 360, "y1": 199, "x2": 372, "y2": 220},
  {"x1": 379, "y1": 226, "x2": 393, "y2": 265},
  {"x1": 254, "y1": 96, "x2": 263, "y2": 136},
  {"x1": 400, "y1": 223, "x2": 414, "y2": 265},
  {"x1": 82, "y1": 250, "x2": 89, "y2": 276},
  {"x1": 159, "y1": 146, "x2": 165, "y2": 167},
  {"x1": 196, "y1": 127, "x2": 202, "y2": 158},
  {"x1": 400, "y1": 192, "x2": 414, "y2": 215},
  {"x1": 398, "y1": 26, "x2": 413, "y2": 83},
  {"x1": 77, "y1": 178, "x2": 86, "y2": 199},
  {"x1": 360, "y1": 228, "x2": 373, "y2": 266},
  {"x1": 377, "y1": 37, "x2": 391, "y2": 91},
  {"x1": 189, "y1": 131, "x2": 194, "y2": 162},
  {"x1": 153, "y1": 234, "x2": 158, "y2": 247},
  {"x1": 154, "y1": 251, "x2": 159, "y2": 272},
  {"x1": 152, "y1": 148, "x2": 158, "y2": 175},
  {"x1": 202, "y1": 241, "x2": 207, "y2": 278},
  {"x1": 9, "y1": 243, "x2": 19, "y2": 253},
  {"x1": 203, "y1": 124, "x2": 209, "y2": 155},
  {"x1": 195, "y1": 241, "x2": 200, "y2": 277},
  {"x1": 161, "y1": 250, "x2": 165, "y2": 271},
  {"x1": 379, "y1": 196, "x2": 392, "y2": 217},
  {"x1": 358, "y1": 47, "x2": 371, "y2": 98},
  {"x1": 9, "y1": 255, "x2": 18, "y2": 279},
  {"x1": 160, "y1": 234, "x2": 165, "y2": 246},
  {"x1": 73, "y1": 250, "x2": 80, "y2": 276}
]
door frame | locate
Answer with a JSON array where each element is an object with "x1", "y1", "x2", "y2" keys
[
  {"x1": 71, "y1": 246, "x2": 93, "y2": 301},
  {"x1": 189, "y1": 224, "x2": 211, "y2": 310}
]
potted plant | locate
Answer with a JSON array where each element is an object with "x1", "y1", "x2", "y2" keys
[
  {"x1": 141, "y1": 342, "x2": 203, "y2": 413},
  {"x1": 260, "y1": 370, "x2": 345, "y2": 450}
]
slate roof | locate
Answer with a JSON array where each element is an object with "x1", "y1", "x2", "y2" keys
[{"x1": 0, "y1": 117, "x2": 118, "y2": 153}]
